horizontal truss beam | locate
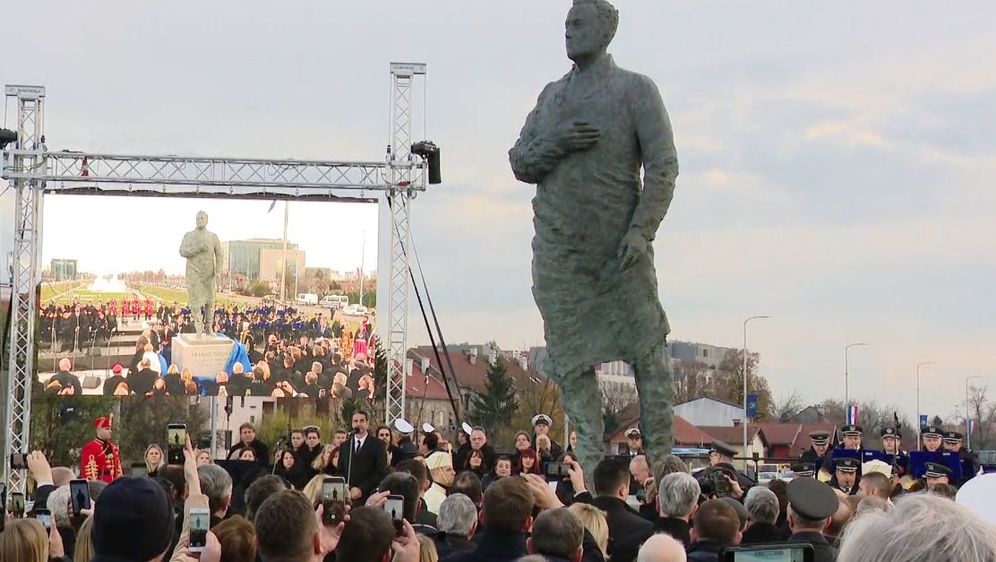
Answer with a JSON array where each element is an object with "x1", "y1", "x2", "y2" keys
[{"x1": 2, "y1": 151, "x2": 426, "y2": 199}]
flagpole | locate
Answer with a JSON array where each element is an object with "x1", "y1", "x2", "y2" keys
[{"x1": 359, "y1": 230, "x2": 366, "y2": 307}]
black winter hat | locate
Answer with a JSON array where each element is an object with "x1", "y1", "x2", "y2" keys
[{"x1": 92, "y1": 477, "x2": 175, "y2": 561}]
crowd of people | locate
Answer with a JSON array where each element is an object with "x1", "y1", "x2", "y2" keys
[
  {"x1": 4, "y1": 411, "x2": 996, "y2": 562},
  {"x1": 38, "y1": 298, "x2": 377, "y2": 398}
]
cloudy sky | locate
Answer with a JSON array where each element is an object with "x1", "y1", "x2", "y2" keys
[{"x1": 5, "y1": 1, "x2": 996, "y2": 423}]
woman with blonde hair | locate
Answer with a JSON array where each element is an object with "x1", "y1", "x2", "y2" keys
[
  {"x1": 196, "y1": 449, "x2": 213, "y2": 466},
  {"x1": 312, "y1": 443, "x2": 340, "y2": 476},
  {"x1": 0, "y1": 518, "x2": 60, "y2": 562},
  {"x1": 181, "y1": 367, "x2": 199, "y2": 395},
  {"x1": 164, "y1": 364, "x2": 184, "y2": 396},
  {"x1": 74, "y1": 516, "x2": 95, "y2": 562},
  {"x1": 417, "y1": 533, "x2": 439, "y2": 562},
  {"x1": 301, "y1": 474, "x2": 327, "y2": 505},
  {"x1": 568, "y1": 503, "x2": 609, "y2": 557},
  {"x1": 145, "y1": 443, "x2": 166, "y2": 477},
  {"x1": 142, "y1": 342, "x2": 161, "y2": 374}
]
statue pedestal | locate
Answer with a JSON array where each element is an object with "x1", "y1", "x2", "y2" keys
[{"x1": 172, "y1": 334, "x2": 234, "y2": 378}]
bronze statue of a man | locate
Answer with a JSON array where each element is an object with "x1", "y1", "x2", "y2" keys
[
  {"x1": 179, "y1": 211, "x2": 223, "y2": 335},
  {"x1": 509, "y1": 0, "x2": 679, "y2": 469}
]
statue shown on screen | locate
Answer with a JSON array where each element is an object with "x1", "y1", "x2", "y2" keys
[
  {"x1": 509, "y1": 0, "x2": 679, "y2": 470},
  {"x1": 179, "y1": 211, "x2": 223, "y2": 336}
]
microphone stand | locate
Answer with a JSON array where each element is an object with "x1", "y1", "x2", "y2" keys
[{"x1": 346, "y1": 429, "x2": 356, "y2": 502}]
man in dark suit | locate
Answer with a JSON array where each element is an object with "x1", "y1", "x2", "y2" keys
[
  {"x1": 590, "y1": 458, "x2": 651, "y2": 555},
  {"x1": 786, "y1": 478, "x2": 839, "y2": 562},
  {"x1": 338, "y1": 409, "x2": 387, "y2": 503}
]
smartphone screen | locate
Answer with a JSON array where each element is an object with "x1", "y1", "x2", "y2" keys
[
  {"x1": 189, "y1": 509, "x2": 210, "y2": 550},
  {"x1": 70, "y1": 479, "x2": 92, "y2": 513},
  {"x1": 321, "y1": 477, "x2": 347, "y2": 525},
  {"x1": 384, "y1": 495, "x2": 404, "y2": 536},
  {"x1": 131, "y1": 464, "x2": 148, "y2": 478},
  {"x1": 322, "y1": 479, "x2": 346, "y2": 504},
  {"x1": 11, "y1": 492, "x2": 25, "y2": 515},
  {"x1": 167, "y1": 424, "x2": 186, "y2": 464},
  {"x1": 35, "y1": 509, "x2": 52, "y2": 530},
  {"x1": 727, "y1": 545, "x2": 812, "y2": 562},
  {"x1": 10, "y1": 453, "x2": 27, "y2": 470}
]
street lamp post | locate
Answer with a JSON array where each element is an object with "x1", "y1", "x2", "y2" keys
[
  {"x1": 916, "y1": 361, "x2": 933, "y2": 451},
  {"x1": 966, "y1": 375, "x2": 983, "y2": 451},
  {"x1": 743, "y1": 315, "x2": 771, "y2": 470},
  {"x1": 844, "y1": 342, "x2": 868, "y2": 417}
]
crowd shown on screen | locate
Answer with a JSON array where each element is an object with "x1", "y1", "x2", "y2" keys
[
  {"x1": 4, "y1": 412, "x2": 996, "y2": 562},
  {"x1": 38, "y1": 299, "x2": 376, "y2": 399}
]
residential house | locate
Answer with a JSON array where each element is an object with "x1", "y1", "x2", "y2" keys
[
  {"x1": 606, "y1": 416, "x2": 715, "y2": 454},
  {"x1": 699, "y1": 424, "x2": 769, "y2": 467},
  {"x1": 674, "y1": 397, "x2": 745, "y2": 427}
]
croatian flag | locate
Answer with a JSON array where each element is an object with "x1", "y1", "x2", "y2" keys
[{"x1": 847, "y1": 404, "x2": 859, "y2": 425}]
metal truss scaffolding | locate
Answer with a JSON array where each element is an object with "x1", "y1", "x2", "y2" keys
[
  {"x1": 384, "y1": 62, "x2": 426, "y2": 426},
  {"x1": 2, "y1": 85, "x2": 46, "y2": 499},
  {"x1": 1, "y1": 65, "x2": 429, "y2": 495}
]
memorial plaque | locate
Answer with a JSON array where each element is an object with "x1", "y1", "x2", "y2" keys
[{"x1": 172, "y1": 334, "x2": 234, "y2": 378}]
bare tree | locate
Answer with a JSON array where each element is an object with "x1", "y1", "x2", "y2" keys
[
  {"x1": 771, "y1": 391, "x2": 804, "y2": 421},
  {"x1": 967, "y1": 384, "x2": 996, "y2": 449},
  {"x1": 818, "y1": 399, "x2": 914, "y2": 449},
  {"x1": 673, "y1": 359, "x2": 708, "y2": 404}
]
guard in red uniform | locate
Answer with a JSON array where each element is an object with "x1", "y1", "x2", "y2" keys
[
  {"x1": 108, "y1": 298, "x2": 118, "y2": 319},
  {"x1": 144, "y1": 299, "x2": 154, "y2": 321},
  {"x1": 131, "y1": 297, "x2": 141, "y2": 321},
  {"x1": 122, "y1": 299, "x2": 131, "y2": 319},
  {"x1": 81, "y1": 415, "x2": 123, "y2": 483}
]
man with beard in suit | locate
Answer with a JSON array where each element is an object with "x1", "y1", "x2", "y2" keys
[{"x1": 337, "y1": 410, "x2": 388, "y2": 503}]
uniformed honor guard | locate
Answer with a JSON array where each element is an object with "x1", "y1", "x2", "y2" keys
[
  {"x1": 531, "y1": 414, "x2": 563, "y2": 460},
  {"x1": 943, "y1": 431, "x2": 978, "y2": 483},
  {"x1": 81, "y1": 415, "x2": 123, "y2": 483},
  {"x1": 800, "y1": 430, "x2": 834, "y2": 479},
  {"x1": 786, "y1": 478, "x2": 840, "y2": 562},
  {"x1": 924, "y1": 462, "x2": 953, "y2": 490},
  {"x1": 880, "y1": 427, "x2": 909, "y2": 477},
  {"x1": 830, "y1": 457, "x2": 860, "y2": 495},
  {"x1": 839, "y1": 424, "x2": 863, "y2": 451},
  {"x1": 921, "y1": 425, "x2": 944, "y2": 452},
  {"x1": 790, "y1": 462, "x2": 816, "y2": 479}
]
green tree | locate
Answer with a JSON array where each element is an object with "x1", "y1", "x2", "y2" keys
[
  {"x1": 467, "y1": 358, "x2": 518, "y2": 436},
  {"x1": 29, "y1": 396, "x2": 208, "y2": 468},
  {"x1": 30, "y1": 397, "x2": 119, "y2": 468}
]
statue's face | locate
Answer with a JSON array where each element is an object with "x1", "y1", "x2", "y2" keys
[
  {"x1": 196, "y1": 212, "x2": 208, "y2": 228},
  {"x1": 565, "y1": 4, "x2": 605, "y2": 61}
]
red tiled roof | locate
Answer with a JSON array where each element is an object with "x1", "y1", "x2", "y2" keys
[
  {"x1": 755, "y1": 423, "x2": 802, "y2": 446},
  {"x1": 700, "y1": 425, "x2": 768, "y2": 448},
  {"x1": 409, "y1": 346, "x2": 532, "y2": 394},
  {"x1": 405, "y1": 360, "x2": 452, "y2": 401},
  {"x1": 607, "y1": 416, "x2": 715, "y2": 447}
]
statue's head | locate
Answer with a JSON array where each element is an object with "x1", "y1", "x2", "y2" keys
[
  {"x1": 566, "y1": 0, "x2": 619, "y2": 62},
  {"x1": 196, "y1": 211, "x2": 208, "y2": 228}
]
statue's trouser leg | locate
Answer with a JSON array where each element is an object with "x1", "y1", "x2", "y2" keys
[
  {"x1": 192, "y1": 305, "x2": 203, "y2": 334},
  {"x1": 633, "y1": 343, "x2": 676, "y2": 466},
  {"x1": 554, "y1": 366, "x2": 604, "y2": 479},
  {"x1": 205, "y1": 297, "x2": 214, "y2": 334}
]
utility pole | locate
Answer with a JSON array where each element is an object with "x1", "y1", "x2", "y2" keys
[{"x1": 279, "y1": 201, "x2": 289, "y2": 302}]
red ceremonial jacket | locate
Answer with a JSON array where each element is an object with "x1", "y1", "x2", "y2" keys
[{"x1": 81, "y1": 438, "x2": 123, "y2": 483}]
